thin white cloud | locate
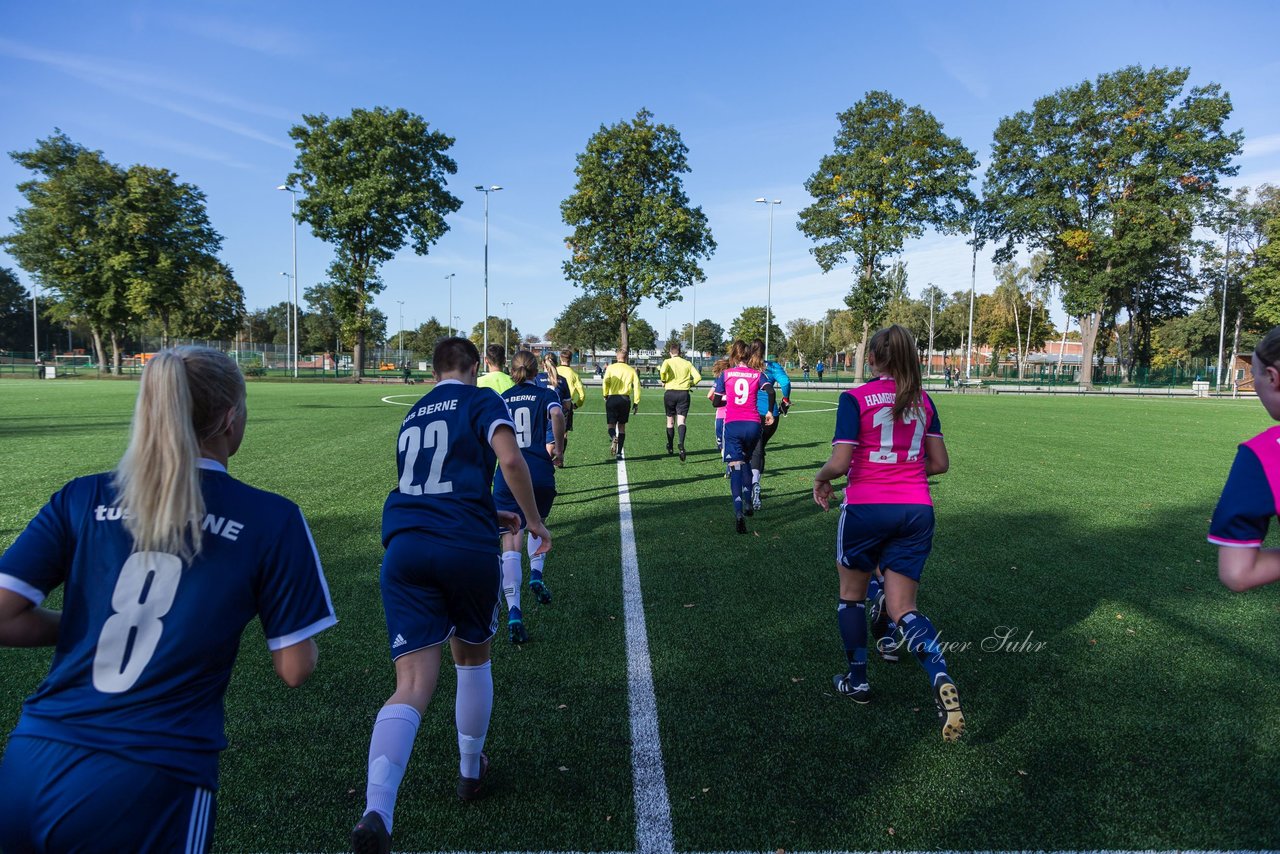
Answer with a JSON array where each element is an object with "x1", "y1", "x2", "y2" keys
[
  {"x1": 0, "y1": 37, "x2": 295, "y2": 122},
  {"x1": 1244, "y1": 133, "x2": 1280, "y2": 159},
  {"x1": 77, "y1": 121, "x2": 258, "y2": 170},
  {"x1": 161, "y1": 12, "x2": 307, "y2": 58}
]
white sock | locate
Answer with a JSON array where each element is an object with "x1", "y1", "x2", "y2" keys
[
  {"x1": 456, "y1": 661, "x2": 493, "y2": 779},
  {"x1": 364, "y1": 703, "x2": 421, "y2": 833},
  {"x1": 527, "y1": 532, "x2": 546, "y2": 575},
  {"x1": 502, "y1": 551, "x2": 522, "y2": 611},
  {"x1": 752, "y1": 468, "x2": 761, "y2": 485}
]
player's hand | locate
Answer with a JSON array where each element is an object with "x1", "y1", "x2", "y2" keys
[
  {"x1": 527, "y1": 521, "x2": 552, "y2": 554},
  {"x1": 813, "y1": 478, "x2": 834, "y2": 510},
  {"x1": 780, "y1": 397, "x2": 791, "y2": 416},
  {"x1": 632, "y1": 403, "x2": 639, "y2": 415},
  {"x1": 496, "y1": 510, "x2": 523, "y2": 534},
  {"x1": 764, "y1": 412, "x2": 775, "y2": 427}
]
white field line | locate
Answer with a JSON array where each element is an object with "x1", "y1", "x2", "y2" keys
[{"x1": 615, "y1": 453, "x2": 677, "y2": 854}]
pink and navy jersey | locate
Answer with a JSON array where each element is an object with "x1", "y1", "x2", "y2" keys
[
  {"x1": 0, "y1": 461, "x2": 337, "y2": 789},
  {"x1": 714, "y1": 366, "x2": 772, "y2": 424},
  {"x1": 1208, "y1": 425, "x2": 1280, "y2": 548},
  {"x1": 833, "y1": 376, "x2": 942, "y2": 505}
]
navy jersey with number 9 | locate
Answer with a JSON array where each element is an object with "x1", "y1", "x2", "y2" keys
[{"x1": 382, "y1": 379, "x2": 516, "y2": 550}]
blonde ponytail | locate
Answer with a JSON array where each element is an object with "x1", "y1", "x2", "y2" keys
[
  {"x1": 510, "y1": 350, "x2": 539, "y2": 384},
  {"x1": 113, "y1": 347, "x2": 245, "y2": 563}
]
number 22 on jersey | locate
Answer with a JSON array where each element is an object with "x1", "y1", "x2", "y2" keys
[{"x1": 399, "y1": 421, "x2": 454, "y2": 495}]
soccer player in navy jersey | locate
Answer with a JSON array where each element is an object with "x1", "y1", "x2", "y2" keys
[
  {"x1": 1212, "y1": 327, "x2": 1280, "y2": 592},
  {"x1": 497, "y1": 351, "x2": 566, "y2": 642},
  {"x1": 0, "y1": 347, "x2": 337, "y2": 853},
  {"x1": 535, "y1": 353, "x2": 574, "y2": 463},
  {"x1": 813, "y1": 325, "x2": 962, "y2": 742},
  {"x1": 352, "y1": 337, "x2": 551, "y2": 854}
]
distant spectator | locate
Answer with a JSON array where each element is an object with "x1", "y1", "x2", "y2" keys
[{"x1": 815, "y1": 360, "x2": 825, "y2": 382}]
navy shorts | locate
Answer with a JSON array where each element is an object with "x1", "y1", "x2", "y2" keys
[
  {"x1": 715, "y1": 416, "x2": 724, "y2": 448},
  {"x1": 836, "y1": 503, "x2": 935, "y2": 581},
  {"x1": 381, "y1": 531, "x2": 501, "y2": 656},
  {"x1": 0, "y1": 734, "x2": 216, "y2": 853},
  {"x1": 722, "y1": 420, "x2": 761, "y2": 464},
  {"x1": 493, "y1": 481, "x2": 555, "y2": 530},
  {"x1": 564, "y1": 406, "x2": 575, "y2": 432}
]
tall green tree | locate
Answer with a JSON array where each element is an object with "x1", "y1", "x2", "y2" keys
[
  {"x1": 983, "y1": 65, "x2": 1241, "y2": 387},
  {"x1": 470, "y1": 316, "x2": 522, "y2": 356},
  {"x1": 729, "y1": 305, "x2": 786, "y2": 350},
  {"x1": 550, "y1": 294, "x2": 617, "y2": 356},
  {"x1": 798, "y1": 91, "x2": 977, "y2": 376},
  {"x1": 175, "y1": 260, "x2": 245, "y2": 340},
  {"x1": 561, "y1": 108, "x2": 716, "y2": 358},
  {"x1": 677, "y1": 319, "x2": 725, "y2": 355},
  {"x1": 4, "y1": 132, "x2": 131, "y2": 371},
  {"x1": 0, "y1": 267, "x2": 35, "y2": 352},
  {"x1": 113, "y1": 165, "x2": 223, "y2": 345},
  {"x1": 288, "y1": 107, "x2": 461, "y2": 378},
  {"x1": 628, "y1": 317, "x2": 658, "y2": 351}
]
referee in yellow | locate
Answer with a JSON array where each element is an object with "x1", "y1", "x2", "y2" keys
[
  {"x1": 556, "y1": 349, "x2": 586, "y2": 456},
  {"x1": 602, "y1": 349, "x2": 641, "y2": 461},
  {"x1": 659, "y1": 341, "x2": 701, "y2": 461}
]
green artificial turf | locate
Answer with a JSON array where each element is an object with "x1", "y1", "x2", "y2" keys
[{"x1": 1, "y1": 380, "x2": 1278, "y2": 850}]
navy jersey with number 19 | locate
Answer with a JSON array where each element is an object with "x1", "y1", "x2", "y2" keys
[{"x1": 381, "y1": 378, "x2": 516, "y2": 551}]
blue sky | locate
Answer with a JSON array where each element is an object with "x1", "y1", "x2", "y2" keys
[{"x1": 2, "y1": 0, "x2": 1279, "y2": 343}]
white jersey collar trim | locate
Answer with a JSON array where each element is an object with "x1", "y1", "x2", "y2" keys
[{"x1": 198, "y1": 458, "x2": 227, "y2": 473}]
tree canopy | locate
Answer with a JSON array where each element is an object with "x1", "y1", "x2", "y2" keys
[
  {"x1": 289, "y1": 107, "x2": 461, "y2": 377},
  {"x1": 561, "y1": 108, "x2": 715, "y2": 359},
  {"x1": 983, "y1": 65, "x2": 1241, "y2": 385},
  {"x1": 798, "y1": 91, "x2": 977, "y2": 376}
]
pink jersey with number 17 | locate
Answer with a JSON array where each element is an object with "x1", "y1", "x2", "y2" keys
[{"x1": 832, "y1": 376, "x2": 942, "y2": 505}]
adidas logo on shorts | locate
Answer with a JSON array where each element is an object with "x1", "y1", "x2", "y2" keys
[{"x1": 392, "y1": 634, "x2": 407, "y2": 648}]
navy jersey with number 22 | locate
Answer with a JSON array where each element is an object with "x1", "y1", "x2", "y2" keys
[{"x1": 382, "y1": 379, "x2": 516, "y2": 551}]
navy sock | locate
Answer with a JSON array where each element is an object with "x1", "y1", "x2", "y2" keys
[
  {"x1": 617, "y1": 433, "x2": 626, "y2": 451},
  {"x1": 677, "y1": 424, "x2": 686, "y2": 447},
  {"x1": 898, "y1": 610, "x2": 949, "y2": 684},
  {"x1": 666, "y1": 427, "x2": 675, "y2": 446},
  {"x1": 837, "y1": 598, "x2": 868, "y2": 685},
  {"x1": 729, "y1": 466, "x2": 744, "y2": 515},
  {"x1": 866, "y1": 574, "x2": 889, "y2": 638},
  {"x1": 608, "y1": 427, "x2": 616, "y2": 440}
]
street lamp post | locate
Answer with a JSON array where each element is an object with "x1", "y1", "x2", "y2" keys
[
  {"x1": 445, "y1": 273, "x2": 456, "y2": 336},
  {"x1": 31, "y1": 282, "x2": 38, "y2": 366},
  {"x1": 927, "y1": 285, "x2": 936, "y2": 376},
  {"x1": 475, "y1": 185, "x2": 502, "y2": 357},
  {"x1": 396, "y1": 300, "x2": 405, "y2": 366},
  {"x1": 1216, "y1": 229, "x2": 1233, "y2": 393},
  {"x1": 690, "y1": 284, "x2": 697, "y2": 354},
  {"x1": 755, "y1": 198, "x2": 781, "y2": 359},
  {"x1": 280, "y1": 272, "x2": 294, "y2": 375},
  {"x1": 276, "y1": 185, "x2": 300, "y2": 377},
  {"x1": 502, "y1": 301, "x2": 513, "y2": 355}
]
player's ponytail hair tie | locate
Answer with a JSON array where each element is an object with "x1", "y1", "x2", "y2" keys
[{"x1": 1255, "y1": 326, "x2": 1280, "y2": 369}]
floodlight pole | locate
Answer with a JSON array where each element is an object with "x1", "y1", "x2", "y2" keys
[
  {"x1": 396, "y1": 300, "x2": 405, "y2": 366},
  {"x1": 31, "y1": 282, "x2": 38, "y2": 367},
  {"x1": 691, "y1": 284, "x2": 697, "y2": 354},
  {"x1": 927, "y1": 285, "x2": 935, "y2": 376},
  {"x1": 502, "y1": 301, "x2": 513, "y2": 355},
  {"x1": 281, "y1": 272, "x2": 294, "y2": 374},
  {"x1": 966, "y1": 240, "x2": 977, "y2": 378},
  {"x1": 475, "y1": 185, "x2": 502, "y2": 357},
  {"x1": 277, "y1": 185, "x2": 300, "y2": 377},
  {"x1": 1216, "y1": 229, "x2": 1232, "y2": 393},
  {"x1": 445, "y1": 273, "x2": 456, "y2": 336},
  {"x1": 755, "y1": 198, "x2": 781, "y2": 358}
]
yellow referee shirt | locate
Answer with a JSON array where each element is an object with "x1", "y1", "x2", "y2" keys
[
  {"x1": 556, "y1": 364, "x2": 586, "y2": 407},
  {"x1": 659, "y1": 356, "x2": 701, "y2": 391},
  {"x1": 602, "y1": 361, "x2": 641, "y2": 403}
]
